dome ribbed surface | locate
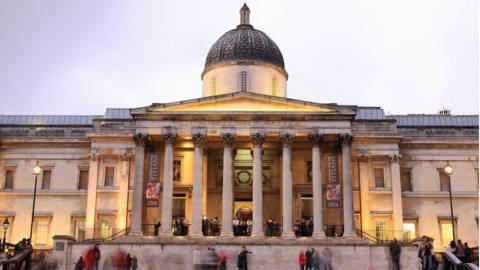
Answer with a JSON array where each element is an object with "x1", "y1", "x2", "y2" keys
[{"x1": 204, "y1": 25, "x2": 285, "y2": 70}]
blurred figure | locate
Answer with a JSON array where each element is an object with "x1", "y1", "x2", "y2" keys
[
  {"x1": 126, "y1": 253, "x2": 132, "y2": 270},
  {"x1": 131, "y1": 255, "x2": 138, "y2": 270},
  {"x1": 237, "y1": 246, "x2": 252, "y2": 270},
  {"x1": 464, "y1": 242, "x2": 473, "y2": 263},
  {"x1": 298, "y1": 250, "x2": 306, "y2": 270},
  {"x1": 153, "y1": 218, "x2": 160, "y2": 236},
  {"x1": 218, "y1": 250, "x2": 228, "y2": 270},
  {"x1": 389, "y1": 238, "x2": 401, "y2": 270},
  {"x1": 312, "y1": 248, "x2": 321, "y2": 270},
  {"x1": 305, "y1": 248, "x2": 313, "y2": 270},
  {"x1": 446, "y1": 241, "x2": 456, "y2": 253},
  {"x1": 75, "y1": 256, "x2": 85, "y2": 270},
  {"x1": 455, "y1": 239, "x2": 466, "y2": 262}
]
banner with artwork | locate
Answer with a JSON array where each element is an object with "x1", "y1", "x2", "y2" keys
[
  {"x1": 326, "y1": 155, "x2": 340, "y2": 208},
  {"x1": 146, "y1": 153, "x2": 161, "y2": 207}
]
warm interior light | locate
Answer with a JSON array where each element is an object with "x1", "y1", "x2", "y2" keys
[
  {"x1": 444, "y1": 162, "x2": 453, "y2": 176},
  {"x1": 33, "y1": 161, "x2": 42, "y2": 175},
  {"x1": 2, "y1": 218, "x2": 9, "y2": 230}
]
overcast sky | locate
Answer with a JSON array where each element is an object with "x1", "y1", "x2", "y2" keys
[{"x1": 0, "y1": 0, "x2": 477, "y2": 115}]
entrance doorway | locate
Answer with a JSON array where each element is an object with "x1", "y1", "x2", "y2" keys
[{"x1": 234, "y1": 200, "x2": 253, "y2": 221}]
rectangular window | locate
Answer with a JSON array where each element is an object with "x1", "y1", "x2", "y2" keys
[
  {"x1": 400, "y1": 170, "x2": 412, "y2": 191},
  {"x1": 173, "y1": 160, "x2": 181, "y2": 182},
  {"x1": 172, "y1": 194, "x2": 186, "y2": 218},
  {"x1": 41, "y1": 170, "x2": 51, "y2": 190},
  {"x1": 72, "y1": 218, "x2": 85, "y2": 241},
  {"x1": 301, "y1": 195, "x2": 313, "y2": 219},
  {"x1": 374, "y1": 168, "x2": 385, "y2": 188},
  {"x1": 375, "y1": 220, "x2": 387, "y2": 241},
  {"x1": 403, "y1": 222, "x2": 416, "y2": 241},
  {"x1": 104, "y1": 167, "x2": 115, "y2": 187},
  {"x1": 97, "y1": 216, "x2": 114, "y2": 240},
  {"x1": 440, "y1": 221, "x2": 454, "y2": 248},
  {"x1": 4, "y1": 170, "x2": 14, "y2": 189},
  {"x1": 439, "y1": 171, "x2": 450, "y2": 192},
  {"x1": 78, "y1": 170, "x2": 89, "y2": 190},
  {"x1": 34, "y1": 218, "x2": 50, "y2": 245}
]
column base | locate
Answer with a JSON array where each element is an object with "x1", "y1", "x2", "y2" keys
[{"x1": 312, "y1": 231, "x2": 326, "y2": 239}]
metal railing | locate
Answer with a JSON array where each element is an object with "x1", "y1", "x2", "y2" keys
[
  {"x1": 442, "y1": 251, "x2": 479, "y2": 270},
  {"x1": 0, "y1": 247, "x2": 33, "y2": 270},
  {"x1": 264, "y1": 224, "x2": 282, "y2": 237}
]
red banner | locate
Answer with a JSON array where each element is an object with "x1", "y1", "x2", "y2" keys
[{"x1": 146, "y1": 153, "x2": 160, "y2": 207}]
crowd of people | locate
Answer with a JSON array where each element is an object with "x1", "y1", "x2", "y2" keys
[
  {"x1": 294, "y1": 218, "x2": 313, "y2": 237},
  {"x1": 298, "y1": 248, "x2": 333, "y2": 270},
  {"x1": 446, "y1": 239, "x2": 474, "y2": 263},
  {"x1": 232, "y1": 217, "x2": 252, "y2": 236},
  {"x1": 75, "y1": 245, "x2": 138, "y2": 270},
  {"x1": 174, "y1": 217, "x2": 189, "y2": 236},
  {"x1": 203, "y1": 216, "x2": 221, "y2": 236}
]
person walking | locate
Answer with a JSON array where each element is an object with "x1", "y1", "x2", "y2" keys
[
  {"x1": 92, "y1": 244, "x2": 101, "y2": 270},
  {"x1": 312, "y1": 249, "x2": 321, "y2": 270},
  {"x1": 298, "y1": 250, "x2": 306, "y2": 270},
  {"x1": 131, "y1": 255, "x2": 138, "y2": 270},
  {"x1": 389, "y1": 238, "x2": 401, "y2": 270},
  {"x1": 126, "y1": 254, "x2": 132, "y2": 270},
  {"x1": 237, "y1": 246, "x2": 251, "y2": 270},
  {"x1": 153, "y1": 218, "x2": 160, "y2": 236},
  {"x1": 75, "y1": 256, "x2": 85, "y2": 270},
  {"x1": 421, "y1": 237, "x2": 433, "y2": 270},
  {"x1": 305, "y1": 248, "x2": 313, "y2": 270},
  {"x1": 464, "y1": 242, "x2": 473, "y2": 263}
]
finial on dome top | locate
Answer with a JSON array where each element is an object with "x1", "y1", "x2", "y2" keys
[{"x1": 240, "y1": 3, "x2": 250, "y2": 25}]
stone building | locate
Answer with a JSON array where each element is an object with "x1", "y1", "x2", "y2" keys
[{"x1": 0, "y1": 4, "x2": 478, "y2": 257}]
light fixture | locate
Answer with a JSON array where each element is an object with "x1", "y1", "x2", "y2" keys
[
  {"x1": 33, "y1": 161, "x2": 41, "y2": 175},
  {"x1": 2, "y1": 218, "x2": 9, "y2": 230},
  {"x1": 444, "y1": 161, "x2": 453, "y2": 176}
]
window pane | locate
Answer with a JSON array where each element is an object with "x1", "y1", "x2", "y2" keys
[
  {"x1": 4, "y1": 170, "x2": 14, "y2": 189},
  {"x1": 172, "y1": 196, "x2": 186, "y2": 218},
  {"x1": 301, "y1": 197, "x2": 313, "y2": 219},
  {"x1": 403, "y1": 223, "x2": 416, "y2": 241},
  {"x1": 374, "y1": 168, "x2": 385, "y2": 188},
  {"x1": 439, "y1": 172, "x2": 449, "y2": 192},
  {"x1": 375, "y1": 220, "x2": 387, "y2": 241},
  {"x1": 73, "y1": 219, "x2": 85, "y2": 241},
  {"x1": 34, "y1": 219, "x2": 50, "y2": 245},
  {"x1": 100, "y1": 220, "x2": 113, "y2": 240},
  {"x1": 104, "y1": 167, "x2": 114, "y2": 187},
  {"x1": 240, "y1": 71, "x2": 247, "y2": 92},
  {"x1": 441, "y1": 223, "x2": 453, "y2": 248},
  {"x1": 78, "y1": 170, "x2": 89, "y2": 190},
  {"x1": 401, "y1": 171, "x2": 412, "y2": 191},
  {"x1": 42, "y1": 170, "x2": 51, "y2": 190}
]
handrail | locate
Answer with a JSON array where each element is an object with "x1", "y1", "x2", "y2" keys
[
  {"x1": 355, "y1": 228, "x2": 383, "y2": 244},
  {"x1": 442, "y1": 251, "x2": 478, "y2": 270},
  {"x1": 0, "y1": 248, "x2": 33, "y2": 269}
]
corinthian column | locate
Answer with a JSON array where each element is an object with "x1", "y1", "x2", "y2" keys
[
  {"x1": 281, "y1": 133, "x2": 295, "y2": 238},
  {"x1": 130, "y1": 134, "x2": 147, "y2": 236},
  {"x1": 340, "y1": 133, "x2": 354, "y2": 237},
  {"x1": 251, "y1": 133, "x2": 265, "y2": 237},
  {"x1": 160, "y1": 133, "x2": 176, "y2": 237},
  {"x1": 191, "y1": 133, "x2": 206, "y2": 237},
  {"x1": 309, "y1": 133, "x2": 325, "y2": 238},
  {"x1": 221, "y1": 133, "x2": 235, "y2": 237},
  {"x1": 390, "y1": 154, "x2": 404, "y2": 239}
]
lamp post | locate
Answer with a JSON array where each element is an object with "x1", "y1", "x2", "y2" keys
[
  {"x1": 444, "y1": 161, "x2": 455, "y2": 242},
  {"x1": 30, "y1": 161, "x2": 41, "y2": 241},
  {"x1": 2, "y1": 218, "x2": 9, "y2": 253}
]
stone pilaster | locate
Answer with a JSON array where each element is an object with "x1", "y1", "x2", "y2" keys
[
  {"x1": 130, "y1": 134, "x2": 147, "y2": 236},
  {"x1": 221, "y1": 133, "x2": 235, "y2": 237},
  {"x1": 85, "y1": 153, "x2": 99, "y2": 239},
  {"x1": 191, "y1": 133, "x2": 206, "y2": 237},
  {"x1": 281, "y1": 133, "x2": 295, "y2": 238},
  {"x1": 309, "y1": 133, "x2": 325, "y2": 238},
  {"x1": 390, "y1": 154, "x2": 404, "y2": 239},
  {"x1": 251, "y1": 133, "x2": 265, "y2": 237},
  {"x1": 340, "y1": 133, "x2": 355, "y2": 237},
  {"x1": 160, "y1": 133, "x2": 176, "y2": 237},
  {"x1": 117, "y1": 152, "x2": 131, "y2": 231}
]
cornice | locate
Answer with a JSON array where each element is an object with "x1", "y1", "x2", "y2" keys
[
  {"x1": 133, "y1": 113, "x2": 355, "y2": 122},
  {"x1": 353, "y1": 136, "x2": 402, "y2": 144}
]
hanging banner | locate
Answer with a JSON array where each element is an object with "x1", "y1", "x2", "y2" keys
[
  {"x1": 327, "y1": 155, "x2": 341, "y2": 208},
  {"x1": 146, "y1": 153, "x2": 161, "y2": 207}
]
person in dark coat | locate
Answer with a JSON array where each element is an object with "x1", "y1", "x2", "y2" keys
[
  {"x1": 464, "y1": 242, "x2": 473, "y2": 263},
  {"x1": 126, "y1": 254, "x2": 132, "y2": 270},
  {"x1": 75, "y1": 256, "x2": 85, "y2": 270},
  {"x1": 131, "y1": 255, "x2": 138, "y2": 270},
  {"x1": 92, "y1": 244, "x2": 101, "y2": 270},
  {"x1": 305, "y1": 248, "x2": 313, "y2": 270},
  {"x1": 389, "y1": 238, "x2": 401, "y2": 270},
  {"x1": 237, "y1": 246, "x2": 252, "y2": 270}
]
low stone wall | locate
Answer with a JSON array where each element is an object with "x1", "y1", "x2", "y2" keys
[{"x1": 56, "y1": 238, "x2": 420, "y2": 270}]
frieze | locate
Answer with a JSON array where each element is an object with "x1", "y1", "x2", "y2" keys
[
  {"x1": 399, "y1": 143, "x2": 478, "y2": 149},
  {"x1": 353, "y1": 137, "x2": 402, "y2": 144},
  {"x1": 0, "y1": 141, "x2": 90, "y2": 149},
  {"x1": 133, "y1": 113, "x2": 355, "y2": 122}
]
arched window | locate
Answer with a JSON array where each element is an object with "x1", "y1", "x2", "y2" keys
[
  {"x1": 240, "y1": 71, "x2": 248, "y2": 92},
  {"x1": 211, "y1": 76, "x2": 217, "y2": 95},
  {"x1": 271, "y1": 76, "x2": 277, "y2": 96}
]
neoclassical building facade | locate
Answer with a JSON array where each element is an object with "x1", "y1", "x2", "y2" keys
[{"x1": 0, "y1": 4, "x2": 478, "y2": 252}]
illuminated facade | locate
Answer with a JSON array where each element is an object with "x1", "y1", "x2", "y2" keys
[{"x1": 0, "y1": 4, "x2": 478, "y2": 254}]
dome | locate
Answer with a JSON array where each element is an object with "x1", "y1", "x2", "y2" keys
[{"x1": 203, "y1": 4, "x2": 286, "y2": 75}]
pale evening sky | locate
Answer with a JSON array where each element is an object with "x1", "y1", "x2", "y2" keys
[{"x1": 0, "y1": 0, "x2": 477, "y2": 115}]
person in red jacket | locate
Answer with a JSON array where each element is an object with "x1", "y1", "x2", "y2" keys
[{"x1": 299, "y1": 250, "x2": 306, "y2": 270}]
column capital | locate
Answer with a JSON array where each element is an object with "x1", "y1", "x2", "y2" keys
[
  {"x1": 280, "y1": 133, "x2": 294, "y2": 147},
  {"x1": 121, "y1": 152, "x2": 132, "y2": 161},
  {"x1": 89, "y1": 153, "x2": 99, "y2": 161},
  {"x1": 192, "y1": 133, "x2": 206, "y2": 146},
  {"x1": 221, "y1": 133, "x2": 235, "y2": 146},
  {"x1": 340, "y1": 133, "x2": 353, "y2": 147},
  {"x1": 390, "y1": 154, "x2": 401, "y2": 163},
  {"x1": 251, "y1": 133, "x2": 265, "y2": 146},
  {"x1": 308, "y1": 133, "x2": 324, "y2": 145},
  {"x1": 134, "y1": 133, "x2": 148, "y2": 147},
  {"x1": 162, "y1": 133, "x2": 177, "y2": 145}
]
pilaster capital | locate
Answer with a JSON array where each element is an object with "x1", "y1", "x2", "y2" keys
[
  {"x1": 121, "y1": 152, "x2": 132, "y2": 161},
  {"x1": 251, "y1": 133, "x2": 265, "y2": 146},
  {"x1": 221, "y1": 133, "x2": 235, "y2": 146},
  {"x1": 308, "y1": 133, "x2": 324, "y2": 146},
  {"x1": 340, "y1": 133, "x2": 353, "y2": 147},
  {"x1": 89, "y1": 153, "x2": 99, "y2": 161},
  {"x1": 162, "y1": 133, "x2": 177, "y2": 145},
  {"x1": 134, "y1": 133, "x2": 148, "y2": 147},
  {"x1": 280, "y1": 133, "x2": 294, "y2": 147},
  {"x1": 390, "y1": 154, "x2": 401, "y2": 163},
  {"x1": 192, "y1": 133, "x2": 206, "y2": 147}
]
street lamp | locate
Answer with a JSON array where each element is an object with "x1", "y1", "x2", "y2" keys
[
  {"x1": 444, "y1": 161, "x2": 455, "y2": 242},
  {"x1": 2, "y1": 218, "x2": 9, "y2": 253},
  {"x1": 30, "y1": 161, "x2": 41, "y2": 241}
]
